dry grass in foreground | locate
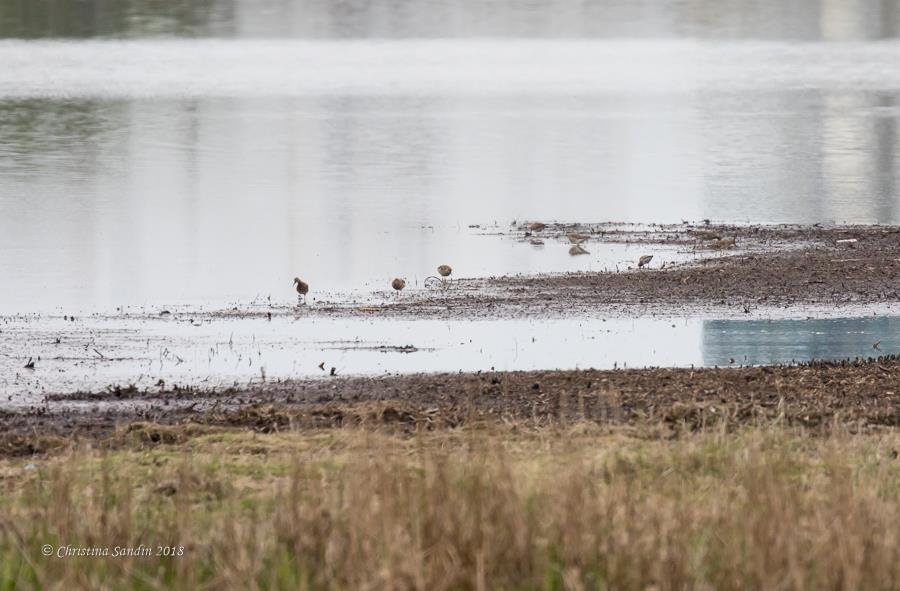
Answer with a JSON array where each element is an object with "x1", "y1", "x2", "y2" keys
[{"x1": 1, "y1": 424, "x2": 899, "y2": 590}]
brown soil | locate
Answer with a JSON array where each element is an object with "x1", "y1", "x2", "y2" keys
[
  {"x1": 4, "y1": 355, "x2": 899, "y2": 455},
  {"x1": 267, "y1": 223, "x2": 900, "y2": 319}
]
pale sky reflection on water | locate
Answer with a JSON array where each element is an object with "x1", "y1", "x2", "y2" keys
[{"x1": 3, "y1": 314, "x2": 899, "y2": 402}]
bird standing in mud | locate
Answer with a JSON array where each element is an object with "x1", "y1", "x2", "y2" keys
[
  {"x1": 711, "y1": 237, "x2": 736, "y2": 250},
  {"x1": 567, "y1": 232, "x2": 589, "y2": 245},
  {"x1": 638, "y1": 255, "x2": 653, "y2": 269},
  {"x1": 391, "y1": 277, "x2": 406, "y2": 296},
  {"x1": 569, "y1": 245, "x2": 589, "y2": 256},
  {"x1": 529, "y1": 222, "x2": 546, "y2": 232},
  {"x1": 293, "y1": 277, "x2": 309, "y2": 305},
  {"x1": 688, "y1": 229, "x2": 721, "y2": 241},
  {"x1": 437, "y1": 264, "x2": 453, "y2": 289}
]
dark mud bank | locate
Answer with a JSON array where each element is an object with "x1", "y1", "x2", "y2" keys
[
  {"x1": 284, "y1": 223, "x2": 900, "y2": 319},
  {"x1": 5, "y1": 356, "x2": 900, "y2": 455}
]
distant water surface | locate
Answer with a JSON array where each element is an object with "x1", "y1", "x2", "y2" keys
[{"x1": 2, "y1": 0, "x2": 900, "y2": 312}]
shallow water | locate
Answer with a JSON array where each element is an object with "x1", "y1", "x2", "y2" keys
[
  {"x1": 2, "y1": 313, "x2": 898, "y2": 404},
  {"x1": 2, "y1": 1, "x2": 900, "y2": 313}
]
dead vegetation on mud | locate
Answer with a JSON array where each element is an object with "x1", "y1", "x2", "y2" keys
[{"x1": 1, "y1": 355, "x2": 896, "y2": 455}]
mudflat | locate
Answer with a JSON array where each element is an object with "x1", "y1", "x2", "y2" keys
[
  {"x1": 4, "y1": 355, "x2": 898, "y2": 455},
  {"x1": 266, "y1": 223, "x2": 900, "y2": 319}
]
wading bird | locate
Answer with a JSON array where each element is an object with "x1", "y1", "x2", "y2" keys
[
  {"x1": 567, "y1": 232, "x2": 589, "y2": 244},
  {"x1": 711, "y1": 237, "x2": 736, "y2": 250},
  {"x1": 638, "y1": 255, "x2": 653, "y2": 269},
  {"x1": 391, "y1": 277, "x2": 406, "y2": 295},
  {"x1": 688, "y1": 229, "x2": 721, "y2": 241},
  {"x1": 293, "y1": 277, "x2": 309, "y2": 305},
  {"x1": 435, "y1": 264, "x2": 453, "y2": 289},
  {"x1": 529, "y1": 222, "x2": 546, "y2": 232},
  {"x1": 569, "y1": 245, "x2": 589, "y2": 256}
]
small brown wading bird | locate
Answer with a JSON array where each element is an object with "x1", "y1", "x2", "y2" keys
[
  {"x1": 688, "y1": 229, "x2": 721, "y2": 241},
  {"x1": 436, "y1": 264, "x2": 453, "y2": 289},
  {"x1": 711, "y1": 237, "x2": 736, "y2": 250},
  {"x1": 567, "y1": 232, "x2": 589, "y2": 244},
  {"x1": 529, "y1": 222, "x2": 546, "y2": 232},
  {"x1": 293, "y1": 277, "x2": 309, "y2": 305},
  {"x1": 638, "y1": 255, "x2": 653, "y2": 269},
  {"x1": 569, "y1": 245, "x2": 589, "y2": 256},
  {"x1": 391, "y1": 277, "x2": 406, "y2": 296}
]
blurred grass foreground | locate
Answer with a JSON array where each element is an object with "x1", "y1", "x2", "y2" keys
[{"x1": 1, "y1": 421, "x2": 899, "y2": 590}]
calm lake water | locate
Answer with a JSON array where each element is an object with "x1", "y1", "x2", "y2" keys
[{"x1": 2, "y1": 0, "x2": 900, "y2": 312}]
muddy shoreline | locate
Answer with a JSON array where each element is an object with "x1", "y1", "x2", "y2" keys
[
  {"x1": 10, "y1": 223, "x2": 898, "y2": 323},
  {"x1": 5, "y1": 355, "x2": 899, "y2": 454},
  {"x1": 388, "y1": 223, "x2": 900, "y2": 318},
  {"x1": 5, "y1": 223, "x2": 900, "y2": 453},
  {"x1": 192, "y1": 223, "x2": 900, "y2": 320}
]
